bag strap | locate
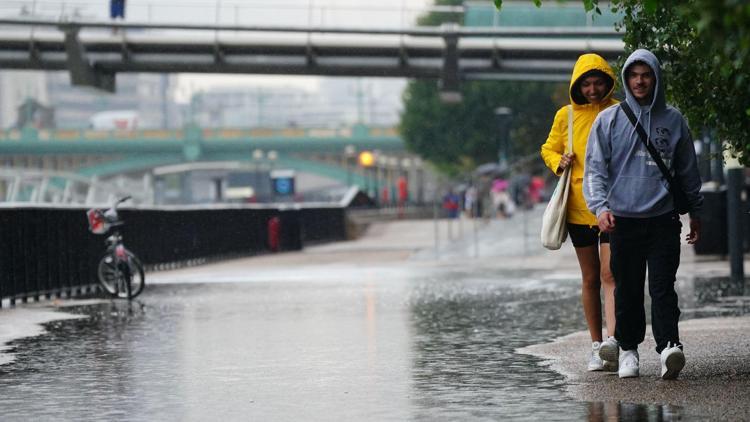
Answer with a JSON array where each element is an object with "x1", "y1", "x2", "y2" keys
[
  {"x1": 619, "y1": 102, "x2": 677, "y2": 188},
  {"x1": 566, "y1": 105, "x2": 573, "y2": 154}
]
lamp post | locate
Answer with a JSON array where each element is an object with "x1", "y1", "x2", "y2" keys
[
  {"x1": 494, "y1": 107, "x2": 513, "y2": 171},
  {"x1": 267, "y1": 150, "x2": 278, "y2": 202},
  {"x1": 252, "y1": 148, "x2": 263, "y2": 201},
  {"x1": 413, "y1": 156, "x2": 424, "y2": 205},
  {"x1": 388, "y1": 156, "x2": 398, "y2": 204},
  {"x1": 377, "y1": 154, "x2": 389, "y2": 206},
  {"x1": 344, "y1": 144, "x2": 356, "y2": 187}
]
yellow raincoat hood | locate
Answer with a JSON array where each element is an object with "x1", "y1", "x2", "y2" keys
[{"x1": 568, "y1": 53, "x2": 616, "y2": 107}]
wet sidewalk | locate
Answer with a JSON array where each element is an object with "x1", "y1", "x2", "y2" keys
[{"x1": 0, "y1": 207, "x2": 748, "y2": 421}]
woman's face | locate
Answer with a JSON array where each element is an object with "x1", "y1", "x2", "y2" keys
[{"x1": 579, "y1": 75, "x2": 609, "y2": 105}]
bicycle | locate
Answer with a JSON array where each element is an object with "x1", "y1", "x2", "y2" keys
[{"x1": 86, "y1": 196, "x2": 145, "y2": 299}]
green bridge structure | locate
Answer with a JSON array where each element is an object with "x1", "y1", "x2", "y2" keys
[
  {"x1": 0, "y1": 124, "x2": 403, "y2": 177},
  {"x1": 0, "y1": 124, "x2": 416, "y2": 204}
]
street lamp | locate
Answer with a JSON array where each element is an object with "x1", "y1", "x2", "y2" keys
[
  {"x1": 358, "y1": 150, "x2": 375, "y2": 197},
  {"x1": 494, "y1": 107, "x2": 513, "y2": 171}
]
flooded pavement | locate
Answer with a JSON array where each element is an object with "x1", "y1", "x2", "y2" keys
[
  {"x1": 0, "y1": 270, "x2": 746, "y2": 420},
  {"x1": 0, "y1": 211, "x2": 748, "y2": 421},
  {"x1": 0, "y1": 272, "x2": 588, "y2": 421}
]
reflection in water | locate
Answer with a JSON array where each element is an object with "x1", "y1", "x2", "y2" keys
[
  {"x1": 587, "y1": 401, "x2": 683, "y2": 422},
  {"x1": 679, "y1": 276, "x2": 750, "y2": 317},
  {"x1": 407, "y1": 271, "x2": 588, "y2": 420},
  {"x1": 0, "y1": 271, "x2": 743, "y2": 421}
]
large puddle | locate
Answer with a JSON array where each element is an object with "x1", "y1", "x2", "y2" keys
[{"x1": 0, "y1": 265, "x2": 744, "y2": 421}]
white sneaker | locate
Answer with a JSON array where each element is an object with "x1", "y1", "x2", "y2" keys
[
  {"x1": 602, "y1": 359, "x2": 618, "y2": 372},
  {"x1": 618, "y1": 349, "x2": 639, "y2": 378},
  {"x1": 587, "y1": 341, "x2": 605, "y2": 371},
  {"x1": 660, "y1": 342, "x2": 685, "y2": 380},
  {"x1": 599, "y1": 336, "x2": 619, "y2": 362}
]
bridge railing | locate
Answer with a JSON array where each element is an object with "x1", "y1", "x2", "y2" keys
[
  {"x1": 0, "y1": 125, "x2": 399, "y2": 142},
  {"x1": 0, "y1": 203, "x2": 346, "y2": 306}
]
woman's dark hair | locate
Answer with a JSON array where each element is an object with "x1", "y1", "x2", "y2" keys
[{"x1": 571, "y1": 69, "x2": 614, "y2": 104}]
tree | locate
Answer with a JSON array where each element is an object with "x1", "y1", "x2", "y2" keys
[
  {"x1": 401, "y1": 80, "x2": 566, "y2": 175},
  {"x1": 494, "y1": 0, "x2": 750, "y2": 165},
  {"x1": 400, "y1": 1, "x2": 568, "y2": 175}
]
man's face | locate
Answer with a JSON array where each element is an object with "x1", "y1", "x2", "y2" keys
[
  {"x1": 626, "y1": 63, "x2": 655, "y2": 104},
  {"x1": 579, "y1": 75, "x2": 608, "y2": 105}
]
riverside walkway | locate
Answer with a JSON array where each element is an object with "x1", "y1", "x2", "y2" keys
[{"x1": 0, "y1": 207, "x2": 747, "y2": 421}]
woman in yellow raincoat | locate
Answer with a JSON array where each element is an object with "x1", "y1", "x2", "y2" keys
[{"x1": 541, "y1": 54, "x2": 618, "y2": 372}]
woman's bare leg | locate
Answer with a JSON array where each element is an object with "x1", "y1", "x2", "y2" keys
[
  {"x1": 599, "y1": 243, "x2": 616, "y2": 338},
  {"x1": 574, "y1": 245, "x2": 603, "y2": 342}
]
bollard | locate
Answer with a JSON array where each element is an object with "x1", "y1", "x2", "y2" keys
[
  {"x1": 267, "y1": 216, "x2": 280, "y2": 252},
  {"x1": 726, "y1": 166, "x2": 745, "y2": 284}
]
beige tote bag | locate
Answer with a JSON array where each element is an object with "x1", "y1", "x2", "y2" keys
[{"x1": 541, "y1": 105, "x2": 573, "y2": 250}]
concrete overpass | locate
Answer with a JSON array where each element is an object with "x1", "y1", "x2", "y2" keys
[{"x1": 0, "y1": 19, "x2": 623, "y2": 96}]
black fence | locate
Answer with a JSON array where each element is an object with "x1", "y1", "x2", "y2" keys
[{"x1": 0, "y1": 205, "x2": 346, "y2": 306}]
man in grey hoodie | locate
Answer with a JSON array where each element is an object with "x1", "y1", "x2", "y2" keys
[{"x1": 583, "y1": 49, "x2": 703, "y2": 380}]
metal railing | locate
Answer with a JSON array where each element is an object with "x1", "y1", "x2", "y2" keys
[{"x1": 0, "y1": 203, "x2": 346, "y2": 306}]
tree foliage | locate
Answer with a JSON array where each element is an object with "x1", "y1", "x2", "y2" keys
[
  {"x1": 495, "y1": 0, "x2": 750, "y2": 165},
  {"x1": 400, "y1": 0, "x2": 567, "y2": 175},
  {"x1": 400, "y1": 80, "x2": 566, "y2": 175}
]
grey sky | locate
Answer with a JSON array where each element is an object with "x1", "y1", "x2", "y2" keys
[{"x1": 1, "y1": 0, "x2": 435, "y2": 98}]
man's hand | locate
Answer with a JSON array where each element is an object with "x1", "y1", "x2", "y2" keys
[
  {"x1": 686, "y1": 218, "x2": 701, "y2": 244},
  {"x1": 598, "y1": 211, "x2": 616, "y2": 233}
]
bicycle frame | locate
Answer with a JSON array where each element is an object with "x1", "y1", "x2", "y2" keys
[{"x1": 89, "y1": 196, "x2": 145, "y2": 299}]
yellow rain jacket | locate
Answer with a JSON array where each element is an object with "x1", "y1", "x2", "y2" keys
[{"x1": 540, "y1": 54, "x2": 617, "y2": 226}]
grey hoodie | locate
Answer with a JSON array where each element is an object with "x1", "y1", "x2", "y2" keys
[{"x1": 583, "y1": 49, "x2": 703, "y2": 218}]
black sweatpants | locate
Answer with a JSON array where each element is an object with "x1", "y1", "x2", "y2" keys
[{"x1": 610, "y1": 212, "x2": 682, "y2": 354}]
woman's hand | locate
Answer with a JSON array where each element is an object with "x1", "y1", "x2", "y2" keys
[{"x1": 557, "y1": 152, "x2": 575, "y2": 173}]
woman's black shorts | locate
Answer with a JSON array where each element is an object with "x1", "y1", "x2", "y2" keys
[{"x1": 567, "y1": 223, "x2": 609, "y2": 248}]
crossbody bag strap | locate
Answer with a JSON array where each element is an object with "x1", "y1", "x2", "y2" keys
[{"x1": 619, "y1": 102, "x2": 676, "y2": 187}]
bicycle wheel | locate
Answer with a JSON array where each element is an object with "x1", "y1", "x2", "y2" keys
[
  {"x1": 125, "y1": 252, "x2": 145, "y2": 299},
  {"x1": 97, "y1": 253, "x2": 121, "y2": 297},
  {"x1": 97, "y1": 251, "x2": 145, "y2": 299}
]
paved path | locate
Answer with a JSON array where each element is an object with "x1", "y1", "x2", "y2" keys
[
  {"x1": 0, "y1": 208, "x2": 748, "y2": 421},
  {"x1": 151, "y1": 209, "x2": 750, "y2": 421}
]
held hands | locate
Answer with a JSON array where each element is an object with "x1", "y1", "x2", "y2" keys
[
  {"x1": 597, "y1": 211, "x2": 616, "y2": 233},
  {"x1": 557, "y1": 152, "x2": 575, "y2": 173},
  {"x1": 686, "y1": 218, "x2": 701, "y2": 244}
]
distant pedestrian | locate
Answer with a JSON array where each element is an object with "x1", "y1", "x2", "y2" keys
[
  {"x1": 584, "y1": 49, "x2": 703, "y2": 379},
  {"x1": 110, "y1": 0, "x2": 125, "y2": 34},
  {"x1": 110, "y1": 0, "x2": 126, "y2": 20},
  {"x1": 490, "y1": 178, "x2": 513, "y2": 218},
  {"x1": 464, "y1": 185, "x2": 477, "y2": 218},
  {"x1": 528, "y1": 176, "x2": 545, "y2": 205},
  {"x1": 540, "y1": 53, "x2": 618, "y2": 373},
  {"x1": 442, "y1": 190, "x2": 460, "y2": 219}
]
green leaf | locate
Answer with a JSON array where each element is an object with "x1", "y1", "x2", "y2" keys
[
  {"x1": 533, "y1": 0, "x2": 542, "y2": 7},
  {"x1": 582, "y1": 0, "x2": 595, "y2": 13},
  {"x1": 494, "y1": 0, "x2": 502, "y2": 9},
  {"x1": 643, "y1": 0, "x2": 658, "y2": 14}
]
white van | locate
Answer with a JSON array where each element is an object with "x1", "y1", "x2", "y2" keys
[{"x1": 88, "y1": 110, "x2": 139, "y2": 130}]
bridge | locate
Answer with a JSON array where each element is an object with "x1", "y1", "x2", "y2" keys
[
  {"x1": 0, "y1": 123, "x2": 418, "y2": 205},
  {"x1": 0, "y1": 18, "x2": 623, "y2": 97},
  {"x1": 0, "y1": 6, "x2": 624, "y2": 203}
]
